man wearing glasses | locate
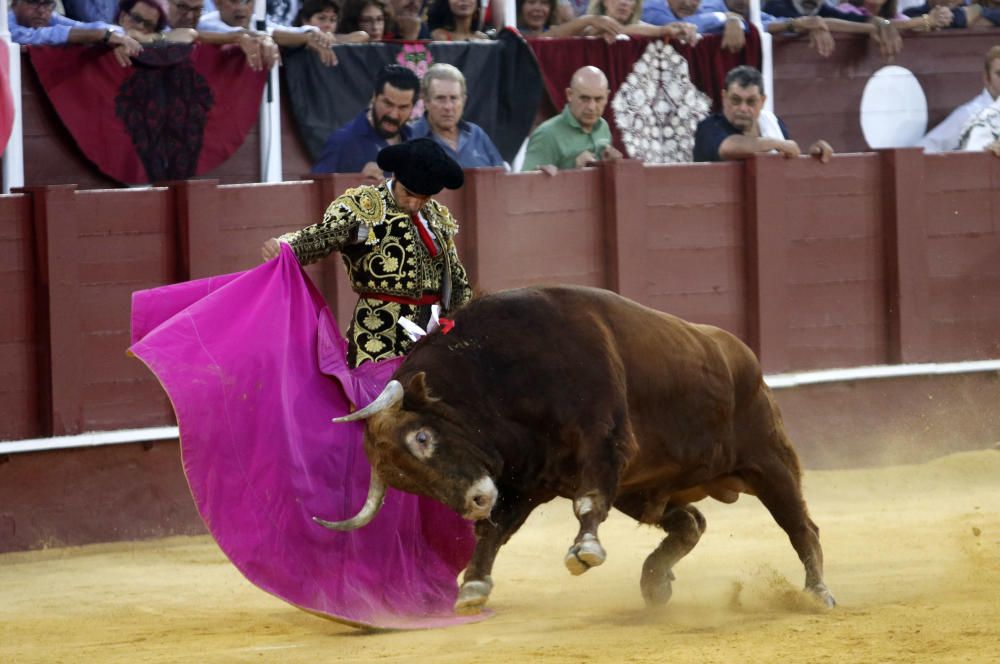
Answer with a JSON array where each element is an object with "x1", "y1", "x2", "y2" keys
[
  {"x1": 9, "y1": 0, "x2": 142, "y2": 66},
  {"x1": 198, "y1": 0, "x2": 339, "y2": 67},
  {"x1": 167, "y1": 0, "x2": 205, "y2": 27},
  {"x1": 260, "y1": 138, "x2": 472, "y2": 368}
]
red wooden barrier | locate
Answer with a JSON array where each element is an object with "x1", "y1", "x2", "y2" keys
[
  {"x1": 0, "y1": 193, "x2": 38, "y2": 440},
  {"x1": 5, "y1": 150, "x2": 1000, "y2": 436},
  {"x1": 20, "y1": 184, "x2": 179, "y2": 435},
  {"x1": 924, "y1": 152, "x2": 1000, "y2": 360},
  {"x1": 3, "y1": 151, "x2": 1000, "y2": 552}
]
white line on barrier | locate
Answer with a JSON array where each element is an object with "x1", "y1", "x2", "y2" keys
[
  {"x1": 0, "y1": 427, "x2": 179, "y2": 455},
  {"x1": 3, "y1": 360, "x2": 999, "y2": 455},
  {"x1": 763, "y1": 359, "x2": 1000, "y2": 389}
]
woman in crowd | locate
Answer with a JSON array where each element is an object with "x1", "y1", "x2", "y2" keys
[
  {"x1": 428, "y1": 0, "x2": 490, "y2": 40},
  {"x1": 585, "y1": 0, "x2": 698, "y2": 41},
  {"x1": 516, "y1": 0, "x2": 622, "y2": 39},
  {"x1": 338, "y1": 0, "x2": 388, "y2": 40},
  {"x1": 296, "y1": 0, "x2": 370, "y2": 41}
]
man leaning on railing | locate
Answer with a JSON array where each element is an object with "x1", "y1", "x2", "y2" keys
[{"x1": 8, "y1": 0, "x2": 142, "y2": 66}]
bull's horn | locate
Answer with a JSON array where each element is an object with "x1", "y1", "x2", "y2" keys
[
  {"x1": 313, "y1": 468, "x2": 386, "y2": 531},
  {"x1": 332, "y1": 380, "x2": 404, "y2": 423}
]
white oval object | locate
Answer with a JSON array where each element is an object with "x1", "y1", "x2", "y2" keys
[{"x1": 859, "y1": 65, "x2": 928, "y2": 149}]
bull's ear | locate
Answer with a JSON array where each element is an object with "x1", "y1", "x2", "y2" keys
[{"x1": 405, "y1": 371, "x2": 439, "y2": 406}]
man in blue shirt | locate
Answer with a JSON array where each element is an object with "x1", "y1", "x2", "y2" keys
[
  {"x1": 9, "y1": 0, "x2": 141, "y2": 65},
  {"x1": 312, "y1": 65, "x2": 419, "y2": 179},
  {"x1": 642, "y1": 0, "x2": 740, "y2": 35},
  {"x1": 410, "y1": 63, "x2": 505, "y2": 170},
  {"x1": 198, "y1": 0, "x2": 337, "y2": 68},
  {"x1": 61, "y1": 0, "x2": 117, "y2": 23}
]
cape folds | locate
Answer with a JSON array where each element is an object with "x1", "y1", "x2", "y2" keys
[{"x1": 128, "y1": 245, "x2": 483, "y2": 628}]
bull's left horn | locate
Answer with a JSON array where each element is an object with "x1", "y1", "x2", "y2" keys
[
  {"x1": 313, "y1": 467, "x2": 387, "y2": 531},
  {"x1": 332, "y1": 380, "x2": 404, "y2": 423}
]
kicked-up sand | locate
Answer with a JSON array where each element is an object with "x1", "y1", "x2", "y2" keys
[{"x1": 2, "y1": 448, "x2": 998, "y2": 663}]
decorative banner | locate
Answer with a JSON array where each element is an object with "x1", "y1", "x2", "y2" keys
[
  {"x1": 282, "y1": 28, "x2": 544, "y2": 164},
  {"x1": 612, "y1": 41, "x2": 712, "y2": 164},
  {"x1": 28, "y1": 44, "x2": 267, "y2": 185},
  {"x1": 528, "y1": 31, "x2": 762, "y2": 152},
  {"x1": 0, "y1": 46, "x2": 14, "y2": 158}
]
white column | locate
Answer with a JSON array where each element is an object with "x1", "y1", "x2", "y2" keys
[
  {"x1": 749, "y1": 0, "x2": 774, "y2": 114},
  {"x1": 253, "y1": 0, "x2": 282, "y2": 183}
]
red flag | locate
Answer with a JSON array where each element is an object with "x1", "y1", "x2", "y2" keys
[
  {"x1": 28, "y1": 43, "x2": 267, "y2": 185},
  {"x1": 0, "y1": 46, "x2": 14, "y2": 156}
]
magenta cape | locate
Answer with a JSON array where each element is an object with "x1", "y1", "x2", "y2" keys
[{"x1": 128, "y1": 245, "x2": 482, "y2": 629}]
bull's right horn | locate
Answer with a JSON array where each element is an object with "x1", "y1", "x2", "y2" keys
[
  {"x1": 313, "y1": 467, "x2": 387, "y2": 531},
  {"x1": 333, "y1": 380, "x2": 404, "y2": 423}
]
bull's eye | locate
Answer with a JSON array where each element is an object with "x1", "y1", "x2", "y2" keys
[{"x1": 405, "y1": 428, "x2": 436, "y2": 460}]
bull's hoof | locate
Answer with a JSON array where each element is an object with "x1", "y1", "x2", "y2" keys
[
  {"x1": 564, "y1": 534, "x2": 606, "y2": 576},
  {"x1": 640, "y1": 566, "x2": 675, "y2": 607},
  {"x1": 808, "y1": 583, "x2": 836, "y2": 609},
  {"x1": 454, "y1": 577, "x2": 493, "y2": 615}
]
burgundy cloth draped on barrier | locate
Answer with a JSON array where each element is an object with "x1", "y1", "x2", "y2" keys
[
  {"x1": 528, "y1": 32, "x2": 762, "y2": 147},
  {"x1": 129, "y1": 245, "x2": 482, "y2": 629},
  {"x1": 28, "y1": 44, "x2": 267, "y2": 185}
]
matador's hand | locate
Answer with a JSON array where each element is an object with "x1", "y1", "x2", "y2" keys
[{"x1": 261, "y1": 238, "x2": 281, "y2": 261}]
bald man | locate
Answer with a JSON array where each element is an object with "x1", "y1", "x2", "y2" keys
[{"x1": 520, "y1": 66, "x2": 623, "y2": 173}]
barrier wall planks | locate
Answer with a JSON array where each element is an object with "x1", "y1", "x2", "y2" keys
[
  {"x1": 923, "y1": 152, "x2": 1000, "y2": 360},
  {"x1": 4, "y1": 150, "x2": 999, "y2": 437},
  {"x1": 641, "y1": 162, "x2": 747, "y2": 339},
  {"x1": 783, "y1": 154, "x2": 887, "y2": 370},
  {"x1": 22, "y1": 186, "x2": 180, "y2": 434},
  {"x1": 0, "y1": 194, "x2": 39, "y2": 440}
]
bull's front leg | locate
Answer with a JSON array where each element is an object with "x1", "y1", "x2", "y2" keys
[
  {"x1": 563, "y1": 416, "x2": 634, "y2": 576},
  {"x1": 564, "y1": 490, "x2": 611, "y2": 575},
  {"x1": 455, "y1": 491, "x2": 541, "y2": 615}
]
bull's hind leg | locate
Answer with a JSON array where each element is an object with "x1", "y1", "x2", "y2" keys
[
  {"x1": 746, "y1": 462, "x2": 836, "y2": 608},
  {"x1": 639, "y1": 504, "x2": 707, "y2": 606}
]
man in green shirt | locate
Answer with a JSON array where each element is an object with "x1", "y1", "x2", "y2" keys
[{"x1": 520, "y1": 66, "x2": 624, "y2": 174}]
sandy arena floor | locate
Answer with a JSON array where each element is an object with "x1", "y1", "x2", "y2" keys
[{"x1": 2, "y1": 448, "x2": 998, "y2": 664}]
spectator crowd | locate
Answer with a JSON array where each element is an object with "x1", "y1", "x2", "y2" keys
[{"x1": 6, "y1": 0, "x2": 1000, "y2": 169}]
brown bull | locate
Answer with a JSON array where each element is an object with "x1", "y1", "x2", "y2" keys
[{"x1": 316, "y1": 285, "x2": 835, "y2": 614}]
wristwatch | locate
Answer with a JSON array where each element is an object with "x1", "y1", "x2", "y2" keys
[{"x1": 102, "y1": 27, "x2": 115, "y2": 43}]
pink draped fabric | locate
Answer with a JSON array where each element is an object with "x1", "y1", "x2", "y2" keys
[
  {"x1": 128, "y1": 244, "x2": 483, "y2": 629},
  {"x1": 0, "y1": 48, "x2": 13, "y2": 156}
]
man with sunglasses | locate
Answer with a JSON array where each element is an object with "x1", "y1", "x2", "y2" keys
[
  {"x1": 260, "y1": 138, "x2": 472, "y2": 368},
  {"x1": 9, "y1": 0, "x2": 142, "y2": 66}
]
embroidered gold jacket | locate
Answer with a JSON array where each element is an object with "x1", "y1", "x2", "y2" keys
[{"x1": 279, "y1": 182, "x2": 472, "y2": 367}]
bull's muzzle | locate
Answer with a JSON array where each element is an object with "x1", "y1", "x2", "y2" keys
[{"x1": 464, "y1": 477, "x2": 498, "y2": 521}]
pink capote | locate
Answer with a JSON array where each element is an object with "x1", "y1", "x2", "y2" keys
[{"x1": 128, "y1": 244, "x2": 484, "y2": 629}]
